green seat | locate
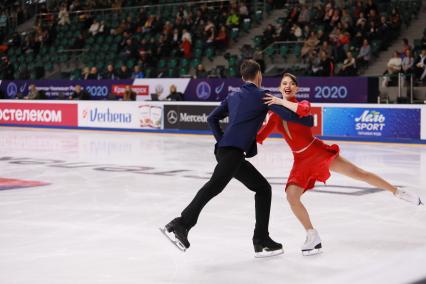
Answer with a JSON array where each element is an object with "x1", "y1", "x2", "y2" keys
[
  {"x1": 230, "y1": 28, "x2": 239, "y2": 42},
  {"x1": 168, "y1": 58, "x2": 178, "y2": 69},
  {"x1": 166, "y1": 68, "x2": 176, "y2": 78},
  {"x1": 180, "y1": 58, "x2": 190, "y2": 68},
  {"x1": 179, "y1": 66, "x2": 189, "y2": 77},
  {"x1": 194, "y1": 48, "x2": 203, "y2": 59},
  {"x1": 157, "y1": 59, "x2": 167, "y2": 69},
  {"x1": 228, "y1": 66, "x2": 237, "y2": 77},
  {"x1": 254, "y1": 10, "x2": 263, "y2": 24},
  {"x1": 265, "y1": 46, "x2": 275, "y2": 59},
  {"x1": 242, "y1": 19, "x2": 251, "y2": 33},
  {"x1": 144, "y1": 67, "x2": 153, "y2": 78},
  {"x1": 206, "y1": 47, "x2": 215, "y2": 61},
  {"x1": 191, "y1": 58, "x2": 201, "y2": 69},
  {"x1": 253, "y1": 36, "x2": 262, "y2": 49},
  {"x1": 279, "y1": 45, "x2": 289, "y2": 59},
  {"x1": 228, "y1": 55, "x2": 238, "y2": 67}
]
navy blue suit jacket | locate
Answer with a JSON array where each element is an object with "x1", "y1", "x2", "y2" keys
[{"x1": 207, "y1": 82, "x2": 314, "y2": 158}]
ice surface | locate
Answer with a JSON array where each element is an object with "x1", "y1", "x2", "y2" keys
[{"x1": 0, "y1": 127, "x2": 425, "y2": 284}]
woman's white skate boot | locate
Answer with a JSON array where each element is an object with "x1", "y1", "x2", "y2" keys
[
  {"x1": 394, "y1": 188, "x2": 423, "y2": 206},
  {"x1": 301, "y1": 229, "x2": 322, "y2": 256}
]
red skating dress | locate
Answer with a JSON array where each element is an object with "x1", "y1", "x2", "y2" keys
[{"x1": 256, "y1": 98, "x2": 340, "y2": 192}]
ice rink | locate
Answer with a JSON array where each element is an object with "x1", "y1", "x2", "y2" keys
[{"x1": 1, "y1": 127, "x2": 426, "y2": 284}]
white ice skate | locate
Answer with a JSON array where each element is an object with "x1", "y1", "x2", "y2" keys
[
  {"x1": 301, "y1": 229, "x2": 322, "y2": 256},
  {"x1": 394, "y1": 188, "x2": 423, "y2": 206}
]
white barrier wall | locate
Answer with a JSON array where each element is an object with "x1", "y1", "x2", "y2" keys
[{"x1": 1, "y1": 100, "x2": 425, "y2": 143}]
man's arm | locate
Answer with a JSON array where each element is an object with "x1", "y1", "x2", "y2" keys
[
  {"x1": 207, "y1": 98, "x2": 229, "y2": 142},
  {"x1": 268, "y1": 104, "x2": 314, "y2": 127}
]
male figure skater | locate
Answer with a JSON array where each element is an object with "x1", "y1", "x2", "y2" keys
[{"x1": 161, "y1": 60, "x2": 314, "y2": 257}]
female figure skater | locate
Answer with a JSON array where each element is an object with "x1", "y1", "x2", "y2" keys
[{"x1": 257, "y1": 73, "x2": 423, "y2": 256}]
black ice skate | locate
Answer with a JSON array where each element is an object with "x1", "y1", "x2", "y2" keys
[
  {"x1": 160, "y1": 218, "x2": 190, "y2": 252},
  {"x1": 253, "y1": 236, "x2": 284, "y2": 258}
]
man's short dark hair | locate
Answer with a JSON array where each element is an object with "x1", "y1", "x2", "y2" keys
[{"x1": 240, "y1": 59, "x2": 260, "y2": 81}]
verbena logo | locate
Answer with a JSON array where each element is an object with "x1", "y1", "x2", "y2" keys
[{"x1": 88, "y1": 108, "x2": 132, "y2": 123}]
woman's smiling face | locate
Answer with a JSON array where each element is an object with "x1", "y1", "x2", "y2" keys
[{"x1": 280, "y1": 75, "x2": 298, "y2": 99}]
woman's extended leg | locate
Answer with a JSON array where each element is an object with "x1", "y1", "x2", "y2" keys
[
  {"x1": 329, "y1": 155, "x2": 397, "y2": 194},
  {"x1": 329, "y1": 155, "x2": 421, "y2": 205}
]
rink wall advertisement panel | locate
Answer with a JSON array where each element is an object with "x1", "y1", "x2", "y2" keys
[
  {"x1": 0, "y1": 102, "x2": 77, "y2": 127},
  {"x1": 1, "y1": 101, "x2": 426, "y2": 143},
  {"x1": 78, "y1": 101, "x2": 163, "y2": 130}
]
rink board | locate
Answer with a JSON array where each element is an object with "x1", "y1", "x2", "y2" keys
[{"x1": 0, "y1": 100, "x2": 425, "y2": 143}]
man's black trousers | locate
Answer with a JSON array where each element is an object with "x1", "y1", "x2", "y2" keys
[{"x1": 181, "y1": 146, "x2": 272, "y2": 239}]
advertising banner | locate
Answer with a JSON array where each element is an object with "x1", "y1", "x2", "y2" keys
[
  {"x1": 0, "y1": 80, "x2": 133, "y2": 100},
  {"x1": 184, "y1": 77, "x2": 368, "y2": 103},
  {"x1": 323, "y1": 107, "x2": 421, "y2": 139},
  {"x1": 78, "y1": 101, "x2": 163, "y2": 129},
  {"x1": 164, "y1": 104, "x2": 228, "y2": 130},
  {"x1": 0, "y1": 102, "x2": 78, "y2": 126}
]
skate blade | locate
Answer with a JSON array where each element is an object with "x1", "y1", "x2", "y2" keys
[
  {"x1": 302, "y1": 248, "x2": 322, "y2": 256},
  {"x1": 159, "y1": 227, "x2": 187, "y2": 252},
  {"x1": 254, "y1": 248, "x2": 284, "y2": 258}
]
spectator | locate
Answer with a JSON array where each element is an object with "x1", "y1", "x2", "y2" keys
[
  {"x1": 117, "y1": 64, "x2": 131, "y2": 79},
  {"x1": 421, "y1": 33, "x2": 426, "y2": 50},
  {"x1": 102, "y1": 64, "x2": 116, "y2": 79},
  {"x1": 81, "y1": 67, "x2": 90, "y2": 80},
  {"x1": 290, "y1": 23, "x2": 303, "y2": 41},
  {"x1": 87, "y1": 66, "x2": 99, "y2": 80},
  {"x1": 204, "y1": 20, "x2": 215, "y2": 46},
  {"x1": 24, "y1": 84, "x2": 40, "y2": 100},
  {"x1": 239, "y1": 3, "x2": 249, "y2": 19},
  {"x1": 401, "y1": 38, "x2": 412, "y2": 54},
  {"x1": 319, "y1": 50, "x2": 334, "y2": 76},
  {"x1": 263, "y1": 24, "x2": 277, "y2": 47},
  {"x1": 226, "y1": 9, "x2": 239, "y2": 27},
  {"x1": 339, "y1": 51, "x2": 357, "y2": 76},
  {"x1": 0, "y1": 56, "x2": 14, "y2": 79},
  {"x1": 131, "y1": 65, "x2": 144, "y2": 79},
  {"x1": 181, "y1": 35, "x2": 192, "y2": 59},
  {"x1": 386, "y1": 51, "x2": 402, "y2": 75},
  {"x1": 195, "y1": 64, "x2": 208, "y2": 78},
  {"x1": 402, "y1": 49, "x2": 414, "y2": 74},
  {"x1": 89, "y1": 19, "x2": 101, "y2": 36},
  {"x1": 215, "y1": 25, "x2": 228, "y2": 49},
  {"x1": 58, "y1": 5, "x2": 70, "y2": 26},
  {"x1": 123, "y1": 85, "x2": 136, "y2": 101},
  {"x1": 301, "y1": 31, "x2": 319, "y2": 58},
  {"x1": 166, "y1": 84, "x2": 184, "y2": 101},
  {"x1": 70, "y1": 85, "x2": 91, "y2": 100},
  {"x1": 72, "y1": 33, "x2": 85, "y2": 49},
  {"x1": 298, "y1": 4, "x2": 310, "y2": 26},
  {"x1": 413, "y1": 49, "x2": 426, "y2": 82},
  {"x1": 357, "y1": 39, "x2": 371, "y2": 68}
]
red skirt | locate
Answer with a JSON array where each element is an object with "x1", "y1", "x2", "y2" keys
[{"x1": 286, "y1": 139, "x2": 340, "y2": 192}]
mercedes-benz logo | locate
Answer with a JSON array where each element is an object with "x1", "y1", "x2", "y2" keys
[{"x1": 167, "y1": 110, "x2": 178, "y2": 125}]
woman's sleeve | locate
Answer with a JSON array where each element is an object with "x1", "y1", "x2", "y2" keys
[
  {"x1": 256, "y1": 113, "x2": 279, "y2": 144},
  {"x1": 296, "y1": 100, "x2": 312, "y2": 117}
]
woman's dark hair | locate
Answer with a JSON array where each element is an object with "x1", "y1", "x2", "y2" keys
[
  {"x1": 240, "y1": 59, "x2": 260, "y2": 81},
  {"x1": 282, "y1": 72, "x2": 298, "y2": 86}
]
